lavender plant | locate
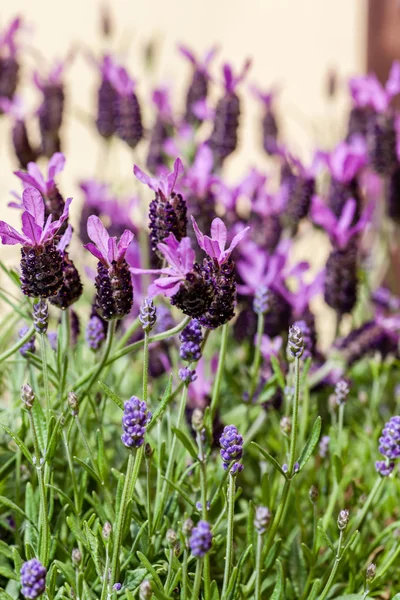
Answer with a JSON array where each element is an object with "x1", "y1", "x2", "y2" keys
[{"x1": 1, "y1": 11, "x2": 400, "y2": 600}]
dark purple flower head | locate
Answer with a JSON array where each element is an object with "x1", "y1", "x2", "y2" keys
[
  {"x1": 251, "y1": 84, "x2": 278, "y2": 109},
  {"x1": 191, "y1": 216, "x2": 249, "y2": 266},
  {"x1": 349, "y1": 62, "x2": 400, "y2": 112},
  {"x1": 20, "y1": 558, "x2": 46, "y2": 599},
  {"x1": 121, "y1": 396, "x2": 152, "y2": 448},
  {"x1": 0, "y1": 187, "x2": 71, "y2": 249},
  {"x1": 311, "y1": 195, "x2": 374, "y2": 249},
  {"x1": 84, "y1": 215, "x2": 134, "y2": 268},
  {"x1": 189, "y1": 520, "x2": 213, "y2": 557},
  {"x1": 134, "y1": 158, "x2": 184, "y2": 201},
  {"x1": 219, "y1": 424, "x2": 243, "y2": 472},
  {"x1": 221, "y1": 59, "x2": 252, "y2": 94},
  {"x1": 321, "y1": 139, "x2": 367, "y2": 183},
  {"x1": 14, "y1": 153, "x2": 65, "y2": 198},
  {"x1": 180, "y1": 319, "x2": 203, "y2": 362}
]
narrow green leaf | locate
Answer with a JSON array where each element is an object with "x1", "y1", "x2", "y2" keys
[
  {"x1": 308, "y1": 579, "x2": 321, "y2": 600},
  {"x1": 317, "y1": 526, "x2": 335, "y2": 554},
  {"x1": 32, "y1": 399, "x2": 47, "y2": 451},
  {"x1": 162, "y1": 477, "x2": 196, "y2": 508},
  {"x1": 247, "y1": 500, "x2": 256, "y2": 566},
  {"x1": 0, "y1": 540, "x2": 13, "y2": 560},
  {"x1": 66, "y1": 515, "x2": 87, "y2": 548},
  {"x1": 0, "y1": 495, "x2": 36, "y2": 527},
  {"x1": 301, "y1": 543, "x2": 314, "y2": 568},
  {"x1": 46, "y1": 415, "x2": 62, "y2": 462},
  {"x1": 73, "y1": 456, "x2": 102, "y2": 485},
  {"x1": 0, "y1": 566, "x2": 18, "y2": 581},
  {"x1": 298, "y1": 416, "x2": 321, "y2": 470},
  {"x1": 96, "y1": 428, "x2": 107, "y2": 482},
  {"x1": 98, "y1": 381, "x2": 124, "y2": 410},
  {"x1": 251, "y1": 442, "x2": 288, "y2": 479},
  {"x1": 148, "y1": 374, "x2": 173, "y2": 433},
  {"x1": 137, "y1": 551, "x2": 164, "y2": 590},
  {"x1": 333, "y1": 453, "x2": 343, "y2": 483},
  {"x1": 83, "y1": 521, "x2": 102, "y2": 578},
  {"x1": 0, "y1": 423, "x2": 33, "y2": 464},
  {"x1": 0, "y1": 590, "x2": 15, "y2": 600},
  {"x1": 341, "y1": 530, "x2": 359, "y2": 558},
  {"x1": 271, "y1": 355, "x2": 286, "y2": 389},
  {"x1": 270, "y1": 560, "x2": 284, "y2": 600},
  {"x1": 226, "y1": 566, "x2": 239, "y2": 599},
  {"x1": 0, "y1": 455, "x2": 16, "y2": 482},
  {"x1": 46, "y1": 484, "x2": 77, "y2": 515},
  {"x1": 171, "y1": 427, "x2": 198, "y2": 460},
  {"x1": 152, "y1": 589, "x2": 174, "y2": 600},
  {"x1": 210, "y1": 581, "x2": 220, "y2": 600}
]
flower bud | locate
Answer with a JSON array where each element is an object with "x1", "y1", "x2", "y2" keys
[
  {"x1": 337, "y1": 509, "x2": 350, "y2": 530},
  {"x1": 166, "y1": 529, "x2": 177, "y2": 547},
  {"x1": 68, "y1": 391, "x2": 79, "y2": 416},
  {"x1": 139, "y1": 579, "x2": 152, "y2": 600},
  {"x1": 191, "y1": 408, "x2": 204, "y2": 432},
  {"x1": 102, "y1": 521, "x2": 112, "y2": 539},
  {"x1": 366, "y1": 562, "x2": 376, "y2": 582},
  {"x1": 254, "y1": 506, "x2": 271, "y2": 534},
  {"x1": 182, "y1": 518, "x2": 194, "y2": 537},
  {"x1": 72, "y1": 548, "x2": 82, "y2": 565},
  {"x1": 139, "y1": 298, "x2": 157, "y2": 333},
  {"x1": 33, "y1": 299, "x2": 49, "y2": 334},
  {"x1": 21, "y1": 383, "x2": 35, "y2": 410},
  {"x1": 280, "y1": 416, "x2": 292, "y2": 437},
  {"x1": 335, "y1": 379, "x2": 350, "y2": 405},
  {"x1": 309, "y1": 485, "x2": 319, "y2": 503},
  {"x1": 288, "y1": 323, "x2": 304, "y2": 359},
  {"x1": 145, "y1": 442, "x2": 154, "y2": 459}
]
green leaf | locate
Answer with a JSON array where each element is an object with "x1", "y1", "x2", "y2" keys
[
  {"x1": 308, "y1": 579, "x2": 321, "y2": 600},
  {"x1": 0, "y1": 455, "x2": 16, "y2": 482},
  {"x1": 0, "y1": 423, "x2": 33, "y2": 464},
  {"x1": 0, "y1": 540, "x2": 13, "y2": 560},
  {"x1": 73, "y1": 456, "x2": 102, "y2": 485},
  {"x1": 333, "y1": 452, "x2": 343, "y2": 483},
  {"x1": 301, "y1": 543, "x2": 314, "y2": 568},
  {"x1": 83, "y1": 521, "x2": 102, "y2": 578},
  {"x1": 247, "y1": 500, "x2": 256, "y2": 566},
  {"x1": 66, "y1": 515, "x2": 87, "y2": 548},
  {"x1": 46, "y1": 415, "x2": 62, "y2": 462},
  {"x1": 226, "y1": 566, "x2": 239, "y2": 599},
  {"x1": 147, "y1": 374, "x2": 173, "y2": 433},
  {"x1": 171, "y1": 427, "x2": 198, "y2": 460},
  {"x1": 210, "y1": 581, "x2": 220, "y2": 600},
  {"x1": 96, "y1": 429, "x2": 107, "y2": 482},
  {"x1": 0, "y1": 590, "x2": 15, "y2": 600},
  {"x1": 270, "y1": 355, "x2": 286, "y2": 389},
  {"x1": 98, "y1": 381, "x2": 124, "y2": 410},
  {"x1": 32, "y1": 399, "x2": 47, "y2": 451},
  {"x1": 46, "y1": 484, "x2": 77, "y2": 515},
  {"x1": 317, "y1": 526, "x2": 335, "y2": 554},
  {"x1": 251, "y1": 442, "x2": 287, "y2": 479},
  {"x1": 298, "y1": 416, "x2": 321, "y2": 470},
  {"x1": 341, "y1": 530, "x2": 359, "y2": 558},
  {"x1": 162, "y1": 477, "x2": 196, "y2": 508},
  {"x1": 264, "y1": 539, "x2": 282, "y2": 572},
  {"x1": 270, "y1": 560, "x2": 284, "y2": 600},
  {"x1": 136, "y1": 551, "x2": 164, "y2": 590},
  {"x1": 0, "y1": 495, "x2": 37, "y2": 527},
  {"x1": 152, "y1": 589, "x2": 174, "y2": 600},
  {"x1": 0, "y1": 566, "x2": 18, "y2": 581}
]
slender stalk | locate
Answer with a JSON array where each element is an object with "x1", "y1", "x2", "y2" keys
[
  {"x1": 221, "y1": 473, "x2": 235, "y2": 599},
  {"x1": 337, "y1": 403, "x2": 345, "y2": 458},
  {"x1": 0, "y1": 324, "x2": 35, "y2": 364},
  {"x1": 288, "y1": 357, "x2": 301, "y2": 474},
  {"x1": 100, "y1": 541, "x2": 110, "y2": 600},
  {"x1": 255, "y1": 533, "x2": 263, "y2": 600},
  {"x1": 198, "y1": 433, "x2": 210, "y2": 600},
  {"x1": 79, "y1": 320, "x2": 116, "y2": 401},
  {"x1": 248, "y1": 313, "x2": 264, "y2": 401},
  {"x1": 181, "y1": 549, "x2": 189, "y2": 600},
  {"x1": 74, "y1": 416, "x2": 101, "y2": 480},
  {"x1": 142, "y1": 331, "x2": 149, "y2": 404},
  {"x1": 350, "y1": 476, "x2": 384, "y2": 536},
  {"x1": 62, "y1": 428, "x2": 80, "y2": 513},
  {"x1": 318, "y1": 530, "x2": 344, "y2": 600},
  {"x1": 191, "y1": 559, "x2": 203, "y2": 600},
  {"x1": 116, "y1": 316, "x2": 140, "y2": 351},
  {"x1": 145, "y1": 454, "x2": 152, "y2": 542},
  {"x1": 210, "y1": 323, "x2": 229, "y2": 420},
  {"x1": 164, "y1": 548, "x2": 174, "y2": 593},
  {"x1": 39, "y1": 334, "x2": 51, "y2": 424}
]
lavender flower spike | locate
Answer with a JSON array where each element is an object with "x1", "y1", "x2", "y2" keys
[
  {"x1": 179, "y1": 319, "x2": 203, "y2": 362},
  {"x1": 19, "y1": 326, "x2": 35, "y2": 357},
  {"x1": 109, "y1": 64, "x2": 143, "y2": 149},
  {"x1": 375, "y1": 416, "x2": 400, "y2": 476},
  {"x1": 189, "y1": 520, "x2": 213, "y2": 557},
  {"x1": 121, "y1": 397, "x2": 152, "y2": 448},
  {"x1": 191, "y1": 216, "x2": 249, "y2": 266},
  {"x1": 20, "y1": 558, "x2": 47, "y2": 599},
  {"x1": 220, "y1": 425, "x2": 243, "y2": 473},
  {"x1": 179, "y1": 44, "x2": 217, "y2": 124}
]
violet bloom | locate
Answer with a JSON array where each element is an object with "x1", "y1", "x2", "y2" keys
[
  {"x1": 50, "y1": 225, "x2": 83, "y2": 310},
  {"x1": 180, "y1": 319, "x2": 203, "y2": 362},
  {"x1": 279, "y1": 150, "x2": 316, "y2": 232},
  {"x1": 20, "y1": 558, "x2": 47, "y2": 599},
  {"x1": 34, "y1": 60, "x2": 66, "y2": 157},
  {"x1": 121, "y1": 396, "x2": 152, "y2": 448},
  {"x1": 251, "y1": 85, "x2": 279, "y2": 155},
  {"x1": 14, "y1": 152, "x2": 67, "y2": 224},
  {"x1": 19, "y1": 325, "x2": 36, "y2": 357},
  {"x1": 109, "y1": 64, "x2": 143, "y2": 149},
  {"x1": 0, "y1": 17, "x2": 22, "y2": 105},
  {"x1": 179, "y1": 44, "x2": 217, "y2": 124},
  {"x1": 146, "y1": 86, "x2": 174, "y2": 174},
  {"x1": 0, "y1": 96, "x2": 37, "y2": 168},
  {"x1": 219, "y1": 425, "x2": 244, "y2": 474},
  {"x1": 134, "y1": 158, "x2": 187, "y2": 257},
  {"x1": 208, "y1": 59, "x2": 251, "y2": 165},
  {"x1": 259, "y1": 335, "x2": 282, "y2": 363},
  {"x1": 85, "y1": 215, "x2": 134, "y2": 320},
  {"x1": 96, "y1": 54, "x2": 118, "y2": 139},
  {"x1": 376, "y1": 416, "x2": 400, "y2": 477},
  {"x1": 189, "y1": 520, "x2": 213, "y2": 557},
  {"x1": 0, "y1": 187, "x2": 71, "y2": 298}
]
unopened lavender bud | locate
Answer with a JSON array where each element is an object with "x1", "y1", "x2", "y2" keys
[
  {"x1": 280, "y1": 416, "x2": 292, "y2": 437},
  {"x1": 139, "y1": 298, "x2": 157, "y2": 333},
  {"x1": 102, "y1": 521, "x2": 112, "y2": 539},
  {"x1": 309, "y1": 485, "x2": 319, "y2": 503},
  {"x1": 254, "y1": 506, "x2": 271, "y2": 534},
  {"x1": 288, "y1": 323, "x2": 304, "y2": 359},
  {"x1": 72, "y1": 548, "x2": 82, "y2": 565},
  {"x1": 121, "y1": 397, "x2": 152, "y2": 449},
  {"x1": 220, "y1": 425, "x2": 243, "y2": 472},
  {"x1": 33, "y1": 300, "x2": 49, "y2": 334},
  {"x1": 189, "y1": 520, "x2": 213, "y2": 557},
  {"x1": 282, "y1": 464, "x2": 288, "y2": 473},
  {"x1": 166, "y1": 529, "x2": 177, "y2": 547},
  {"x1": 21, "y1": 384, "x2": 35, "y2": 410},
  {"x1": 335, "y1": 379, "x2": 350, "y2": 405},
  {"x1": 145, "y1": 442, "x2": 154, "y2": 459},
  {"x1": 182, "y1": 518, "x2": 194, "y2": 537},
  {"x1": 294, "y1": 462, "x2": 300, "y2": 474},
  {"x1": 337, "y1": 509, "x2": 350, "y2": 530},
  {"x1": 192, "y1": 408, "x2": 204, "y2": 432},
  {"x1": 366, "y1": 562, "x2": 376, "y2": 582},
  {"x1": 139, "y1": 579, "x2": 152, "y2": 600},
  {"x1": 179, "y1": 367, "x2": 197, "y2": 385},
  {"x1": 68, "y1": 392, "x2": 79, "y2": 416},
  {"x1": 174, "y1": 542, "x2": 181, "y2": 557},
  {"x1": 253, "y1": 285, "x2": 270, "y2": 315},
  {"x1": 113, "y1": 583, "x2": 122, "y2": 592}
]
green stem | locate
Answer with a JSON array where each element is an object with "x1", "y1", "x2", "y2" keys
[
  {"x1": 248, "y1": 313, "x2": 264, "y2": 401},
  {"x1": 350, "y1": 476, "x2": 384, "y2": 536},
  {"x1": 198, "y1": 433, "x2": 210, "y2": 600},
  {"x1": 181, "y1": 549, "x2": 188, "y2": 600},
  {"x1": 61, "y1": 428, "x2": 80, "y2": 513},
  {"x1": 74, "y1": 415, "x2": 101, "y2": 481},
  {"x1": 210, "y1": 323, "x2": 229, "y2": 420},
  {"x1": 143, "y1": 331, "x2": 149, "y2": 404},
  {"x1": 255, "y1": 533, "x2": 263, "y2": 600},
  {"x1": 288, "y1": 357, "x2": 301, "y2": 474},
  {"x1": 164, "y1": 548, "x2": 174, "y2": 593},
  {"x1": 116, "y1": 317, "x2": 140, "y2": 351},
  {"x1": 0, "y1": 325, "x2": 35, "y2": 364},
  {"x1": 191, "y1": 559, "x2": 203, "y2": 600},
  {"x1": 145, "y1": 454, "x2": 152, "y2": 542},
  {"x1": 318, "y1": 530, "x2": 344, "y2": 600},
  {"x1": 100, "y1": 542, "x2": 110, "y2": 600},
  {"x1": 221, "y1": 473, "x2": 235, "y2": 599},
  {"x1": 28, "y1": 410, "x2": 50, "y2": 566},
  {"x1": 79, "y1": 320, "x2": 116, "y2": 402},
  {"x1": 40, "y1": 333, "x2": 51, "y2": 425},
  {"x1": 337, "y1": 403, "x2": 345, "y2": 458}
]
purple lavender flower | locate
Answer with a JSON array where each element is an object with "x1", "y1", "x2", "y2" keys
[
  {"x1": 33, "y1": 300, "x2": 49, "y2": 334},
  {"x1": 375, "y1": 460, "x2": 395, "y2": 477},
  {"x1": 288, "y1": 323, "x2": 304, "y2": 359},
  {"x1": 96, "y1": 55, "x2": 118, "y2": 139},
  {"x1": 319, "y1": 435, "x2": 330, "y2": 458},
  {"x1": 14, "y1": 152, "x2": 67, "y2": 224},
  {"x1": 0, "y1": 188, "x2": 71, "y2": 298},
  {"x1": 179, "y1": 44, "x2": 217, "y2": 124},
  {"x1": 139, "y1": 298, "x2": 157, "y2": 333},
  {"x1": 146, "y1": 87, "x2": 173, "y2": 174},
  {"x1": 208, "y1": 60, "x2": 251, "y2": 165},
  {"x1": 279, "y1": 151, "x2": 316, "y2": 232},
  {"x1": 34, "y1": 61, "x2": 66, "y2": 157},
  {"x1": 219, "y1": 425, "x2": 243, "y2": 472},
  {"x1": 378, "y1": 416, "x2": 400, "y2": 460},
  {"x1": 86, "y1": 314, "x2": 107, "y2": 351},
  {"x1": 134, "y1": 158, "x2": 187, "y2": 258},
  {"x1": 180, "y1": 319, "x2": 203, "y2": 362},
  {"x1": 121, "y1": 397, "x2": 152, "y2": 448},
  {"x1": 386, "y1": 165, "x2": 400, "y2": 224},
  {"x1": 20, "y1": 558, "x2": 47, "y2": 599},
  {"x1": 109, "y1": 64, "x2": 143, "y2": 149},
  {"x1": 85, "y1": 216, "x2": 134, "y2": 320},
  {"x1": 50, "y1": 226, "x2": 83, "y2": 310},
  {"x1": 0, "y1": 18, "x2": 22, "y2": 105},
  {"x1": 251, "y1": 85, "x2": 279, "y2": 155},
  {"x1": 189, "y1": 520, "x2": 213, "y2": 557},
  {"x1": 336, "y1": 315, "x2": 400, "y2": 365},
  {"x1": 0, "y1": 96, "x2": 37, "y2": 168},
  {"x1": 372, "y1": 287, "x2": 400, "y2": 313},
  {"x1": 19, "y1": 326, "x2": 35, "y2": 357},
  {"x1": 179, "y1": 367, "x2": 197, "y2": 385}
]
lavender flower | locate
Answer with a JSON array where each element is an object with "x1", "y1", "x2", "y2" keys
[
  {"x1": 179, "y1": 44, "x2": 217, "y2": 124},
  {"x1": 386, "y1": 165, "x2": 400, "y2": 224},
  {"x1": 0, "y1": 18, "x2": 22, "y2": 105},
  {"x1": 179, "y1": 367, "x2": 197, "y2": 385},
  {"x1": 96, "y1": 55, "x2": 118, "y2": 139},
  {"x1": 146, "y1": 87, "x2": 173, "y2": 174},
  {"x1": 337, "y1": 509, "x2": 350, "y2": 530},
  {"x1": 335, "y1": 380, "x2": 350, "y2": 405},
  {"x1": 288, "y1": 323, "x2": 304, "y2": 359},
  {"x1": 20, "y1": 558, "x2": 47, "y2": 599},
  {"x1": 254, "y1": 506, "x2": 272, "y2": 534},
  {"x1": 33, "y1": 300, "x2": 49, "y2": 334},
  {"x1": 253, "y1": 285, "x2": 270, "y2": 315},
  {"x1": 189, "y1": 520, "x2": 213, "y2": 557},
  {"x1": 139, "y1": 298, "x2": 157, "y2": 333},
  {"x1": 21, "y1": 383, "x2": 35, "y2": 410},
  {"x1": 336, "y1": 314, "x2": 400, "y2": 365},
  {"x1": 219, "y1": 425, "x2": 243, "y2": 472},
  {"x1": 319, "y1": 435, "x2": 330, "y2": 458},
  {"x1": 121, "y1": 397, "x2": 152, "y2": 448},
  {"x1": 109, "y1": 65, "x2": 143, "y2": 149},
  {"x1": 86, "y1": 314, "x2": 107, "y2": 351},
  {"x1": 279, "y1": 152, "x2": 316, "y2": 233},
  {"x1": 85, "y1": 216, "x2": 134, "y2": 320},
  {"x1": 251, "y1": 85, "x2": 279, "y2": 155},
  {"x1": 19, "y1": 326, "x2": 35, "y2": 357},
  {"x1": 50, "y1": 226, "x2": 83, "y2": 310},
  {"x1": 179, "y1": 319, "x2": 203, "y2": 362},
  {"x1": 34, "y1": 62, "x2": 66, "y2": 157},
  {"x1": 376, "y1": 416, "x2": 400, "y2": 476}
]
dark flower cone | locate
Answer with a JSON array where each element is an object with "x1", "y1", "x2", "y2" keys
[
  {"x1": 94, "y1": 260, "x2": 133, "y2": 320},
  {"x1": 39, "y1": 84, "x2": 65, "y2": 132},
  {"x1": 50, "y1": 254, "x2": 83, "y2": 309},
  {"x1": 282, "y1": 174, "x2": 315, "y2": 232},
  {"x1": 0, "y1": 57, "x2": 19, "y2": 103},
  {"x1": 327, "y1": 177, "x2": 361, "y2": 221},
  {"x1": 115, "y1": 92, "x2": 143, "y2": 149},
  {"x1": 96, "y1": 79, "x2": 117, "y2": 139},
  {"x1": 171, "y1": 266, "x2": 214, "y2": 318},
  {"x1": 263, "y1": 288, "x2": 292, "y2": 338},
  {"x1": 336, "y1": 321, "x2": 399, "y2": 365},
  {"x1": 70, "y1": 309, "x2": 81, "y2": 344},
  {"x1": 45, "y1": 185, "x2": 66, "y2": 222},
  {"x1": 40, "y1": 131, "x2": 62, "y2": 158},
  {"x1": 346, "y1": 106, "x2": 371, "y2": 141},
  {"x1": 149, "y1": 192, "x2": 187, "y2": 258},
  {"x1": 208, "y1": 92, "x2": 240, "y2": 165},
  {"x1": 198, "y1": 258, "x2": 237, "y2": 329},
  {"x1": 12, "y1": 120, "x2": 37, "y2": 168},
  {"x1": 386, "y1": 165, "x2": 400, "y2": 224},
  {"x1": 233, "y1": 304, "x2": 257, "y2": 342},
  {"x1": 367, "y1": 112, "x2": 398, "y2": 176},
  {"x1": 146, "y1": 118, "x2": 170, "y2": 174},
  {"x1": 251, "y1": 213, "x2": 282, "y2": 253},
  {"x1": 262, "y1": 110, "x2": 278, "y2": 155},
  {"x1": 20, "y1": 243, "x2": 63, "y2": 298},
  {"x1": 184, "y1": 69, "x2": 208, "y2": 125},
  {"x1": 324, "y1": 244, "x2": 358, "y2": 315}
]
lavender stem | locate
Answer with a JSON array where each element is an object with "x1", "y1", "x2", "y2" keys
[{"x1": 210, "y1": 323, "x2": 229, "y2": 420}]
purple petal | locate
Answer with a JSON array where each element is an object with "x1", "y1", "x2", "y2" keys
[
  {"x1": 84, "y1": 243, "x2": 104, "y2": 262},
  {"x1": 58, "y1": 225, "x2": 72, "y2": 252},
  {"x1": 167, "y1": 158, "x2": 184, "y2": 196},
  {"x1": 348, "y1": 201, "x2": 375, "y2": 239},
  {"x1": 210, "y1": 218, "x2": 227, "y2": 250},
  {"x1": 108, "y1": 237, "x2": 118, "y2": 263},
  {"x1": 310, "y1": 195, "x2": 337, "y2": 236},
  {"x1": 133, "y1": 165, "x2": 158, "y2": 192},
  {"x1": 42, "y1": 196, "x2": 72, "y2": 243},
  {"x1": 178, "y1": 237, "x2": 195, "y2": 273},
  {"x1": 117, "y1": 230, "x2": 134, "y2": 261},
  {"x1": 178, "y1": 44, "x2": 196, "y2": 65},
  {"x1": 22, "y1": 188, "x2": 45, "y2": 228},
  {"x1": 225, "y1": 225, "x2": 250, "y2": 257},
  {"x1": 21, "y1": 212, "x2": 41, "y2": 245},
  {"x1": 47, "y1": 152, "x2": 66, "y2": 180},
  {"x1": 191, "y1": 216, "x2": 205, "y2": 251},
  {"x1": 223, "y1": 63, "x2": 234, "y2": 92},
  {"x1": 26, "y1": 162, "x2": 47, "y2": 193},
  {"x1": 386, "y1": 61, "x2": 400, "y2": 98},
  {"x1": 157, "y1": 238, "x2": 182, "y2": 272},
  {"x1": 336, "y1": 198, "x2": 357, "y2": 240},
  {"x1": 87, "y1": 215, "x2": 109, "y2": 262},
  {"x1": 0, "y1": 221, "x2": 28, "y2": 245}
]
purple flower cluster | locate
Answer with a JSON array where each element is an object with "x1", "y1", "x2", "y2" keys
[
  {"x1": 179, "y1": 367, "x2": 197, "y2": 385},
  {"x1": 376, "y1": 416, "x2": 400, "y2": 477},
  {"x1": 219, "y1": 425, "x2": 243, "y2": 473},
  {"x1": 121, "y1": 397, "x2": 152, "y2": 449},
  {"x1": 19, "y1": 326, "x2": 35, "y2": 357},
  {"x1": 179, "y1": 319, "x2": 203, "y2": 362},
  {"x1": 20, "y1": 558, "x2": 47, "y2": 599},
  {"x1": 189, "y1": 520, "x2": 213, "y2": 557}
]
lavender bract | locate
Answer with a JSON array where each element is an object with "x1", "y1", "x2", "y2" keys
[
  {"x1": 189, "y1": 520, "x2": 213, "y2": 557},
  {"x1": 121, "y1": 397, "x2": 152, "y2": 449},
  {"x1": 219, "y1": 424, "x2": 243, "y2": 472},
  {"x1": 20, "y1": 558, "x2": 47, "y2": 599},
  {"x1": 179, "y1": 319, "x2": 203, "y2": 362}
]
